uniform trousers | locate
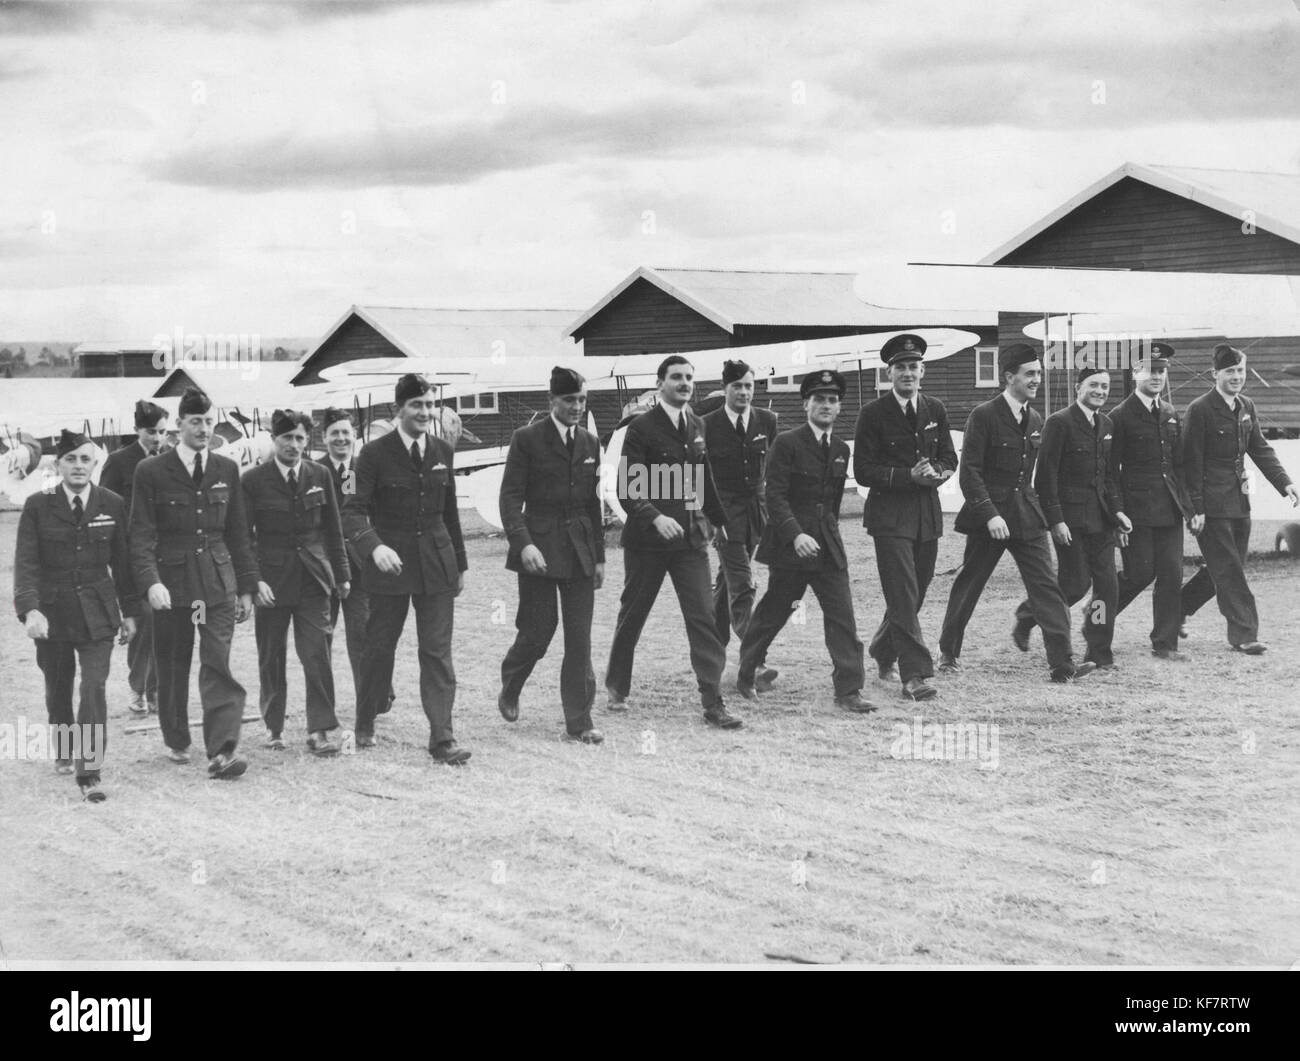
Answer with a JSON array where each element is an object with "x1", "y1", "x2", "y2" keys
[
  {"x1": 1115, "y1": 523, "x2": 1184, "y2": 652},
  {"x1": 1180, "y1": 517, "x2": 1257, "y2": 644},
  {"x1": 255, "y1": 584, "x2": 338, "y2": 736},
  {"x1": 1015, "y1": 529, "x2": 1118, "y2": 665},
  {"x1": 37, "y1": 637, "x2": 112, "y2": 780},
  {"x1": 868, "y1": 536, "x2": 938, "y2": 683},
  {"x1": 359, "y1": 591, "x2": 455, "y2": 747},
  {"x1": 500, "y1": 573, "x2": 595, "y2": 735},
  {"x1": 712, "y1": 535, "x2": 759, "y2": 646},
  {"x1": 125, "y1": 603, "x2": 157, "y2": 702},
  {"x1": 153, "y1": 600, "x2": 245, "y2": 759}
]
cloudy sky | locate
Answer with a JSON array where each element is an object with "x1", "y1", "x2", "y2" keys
[{"x1": 2, "y1": 0, "x2": 1299, "y2": 341}]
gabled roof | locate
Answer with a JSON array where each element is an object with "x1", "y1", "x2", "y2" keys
[
  {"x1": 566, "y1": 266, "x2": 989, "y2": 337},
  {"x1": 291, "y1": 305, "x2": 581, "y2": 385},
  {"x1": 980, "y1": 162, "x2": 1300, "y2": 265}
]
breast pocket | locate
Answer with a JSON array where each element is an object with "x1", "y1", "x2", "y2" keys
[
  {"x1": 1206, "y1": 427, "x2": 1237, "y2": 460},
  {"x1": 992, "y1": 439, "x2": 1023, "y2": 472},
  {"x1": 203, "y1": 484, "x2": 229, "y2": 531},
  {"x1": 159, "y1": 491, "x2": 194, "y2": 532},
  {"x1": 88, "y1": 522, "x2": 116, "y2": 563},
  {"x1": 301, "y1": 489, "x2": 326, "y2": 526}
]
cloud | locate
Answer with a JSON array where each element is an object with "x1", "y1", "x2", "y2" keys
[{"x1": 0, "y1": 0, "x2": 93, "y2": 35}]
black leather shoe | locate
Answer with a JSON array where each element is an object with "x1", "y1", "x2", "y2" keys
[
  {"x1": 1012, "y1": 620, "x2": 1032, "y2": 652},
  {"x1": 755, "y1": 668, "x2": 779, "y2": 692},
  {"x1": 54, "y1": 759, "x2": 74, "y2": 775},
  {"x1": 307, "y1": 733, "x2": 340, "y2": 757},
  {"x1": 165, "y1": 747, "x2": 191, "y2": 764},
  {"x1": 355, "y1": 732, "x2": 376, "y2": 748},
  {"x1": 605, "y1": 687, "x2": 628, "y2": 712},
  {"x1": 835, "y1": 692, "x2": 877, "y2": 713},
  {"x1": 937, "y1": 653, "x2": 961, "y2": 673},
  {"x1": 1231, "y1": 641, "x2": 1268, "y2": 655},
  {"x1": 79, "y1": 779, "x2": 107, "y2": 803},
  {"x1": 208, "y1": 754, "x2": 248, "y2": 780},
  {"x1": 498, "y1": 691, "x2": 519, "y2": 722},
  {"x1": 1152, "y1": 648, "x2": 1186, "y2": 661},
  {"x1": 704, "y1": 704, "x2": 743, "y2": 729},
  {"x1": 264, "y1": 731, "x2": 286, "y2": 751},
  {"x1": 564, "y1": 728, "x2": 604, "y2": 745},
  {"x1": 735, "y1": 675, "x2": 758, "y2": 701},
  {"x1": 128, "y1": 692, "x2": 149, "y2": 718},
  {"x1": 1050, "y1": 661, "x2": 1098, "y2": 684},
  {"x1": 430, "y1": 741, "x2": 471, "y2": 765},
  {"x1": 902, "y1": 678, "x2": 937, "y2": 701}
]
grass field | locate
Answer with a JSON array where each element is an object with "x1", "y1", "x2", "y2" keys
[{"x1": 1, "y1": 506, "x2": 1297, "y2": 966}]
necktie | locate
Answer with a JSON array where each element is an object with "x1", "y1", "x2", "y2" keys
[
  {"x1": 410, "y1": 439, "x2": 421, "y2": 471},
  {"x1": 1150, "y1": 400, "x2": 1161, "y2": 423},
  {"x1": 820, "y1": 433, "x2": 830, "y2": 465},
  {"x1": 336, "y1": 461, "x2": 347, "y2": 481},
  {"x1": 192, "y1": 452, "x2": 203, "y2": 484},
  {"x1": 905, "y1": 399, "x2": 917, "y2": 432},
  {"x1": 1018, "y1": 407, "x2": 1028, "y2": 435},
  {"x1": 735, "y1": 415, "x2": 746, "y2": 441},
  {"x1": 565, "y1": 427, "x2": 574, "y2": 455},
  {"x1": 677, "y1": 414, "x2": 688, "y2": 442},
  {"x1": 72, "y1": 495, "x2": 83, "y2": 523},
  {"x1": 287, "y1": 468, "x2": 297, "y2": 492}
]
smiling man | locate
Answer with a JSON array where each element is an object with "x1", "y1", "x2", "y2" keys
[
  {"x1": 938, "y1": 344, "x2": 1096, "y2": 684},
  {"x1": 1179, "y1": 344, "x2": 1298, "y2": 654},
  {"x1": 1011, "y1": 365, "x2": 1131, "y2": 670},
  {"x1": 342, "y1": 374, "x2": 470, "y2": 763}
]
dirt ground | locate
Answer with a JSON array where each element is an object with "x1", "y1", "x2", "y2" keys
[{"x1": 1, "y1": 506, "x2": 1297, "y2": 966}]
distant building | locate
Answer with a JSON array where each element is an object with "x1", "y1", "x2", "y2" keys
[{"x1": 72, "y1": 342, "x2": 166, "y2": 378}]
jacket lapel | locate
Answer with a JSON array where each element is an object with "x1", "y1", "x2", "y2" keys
[{"x1": 47, "y1": 488, "x2": 77, "y2": 525}]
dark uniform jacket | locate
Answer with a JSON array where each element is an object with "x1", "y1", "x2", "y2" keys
[
  {"x1": 756, "y1": 424, "x2": 850, "y2": 571},
  {"x1": 853, "y1": 391, "x2": 958, "y2": 541},
  {"x1": 618, "y1": 404, "x2": 726, "y2": 552},
  {"x1": 342, "y1": 429, "x2": 467, "y2": 596},
  {"x1": 1035, "y1": 403, "x2": 1122, "y2": 534},
  {"x1": 315, "y1": 453, "x2": 364, "y2": 570},
  {"x1": 953, "y1": 395, "x2": 1049, "y2": 539},
  {"x1": 99, "y1": 440, "x2": 150, "y2": 515},
  {"x1": 242, "y1": 460, "x2": 350, "y2": 605},
  {"x1": 499, "y1": 418, "x2": 605, "y2": 581},
  {"x1": 1107, "y1": 392, "x2": 1192, "y2": 527},
  {"x1": 702, "y1": 405, "x2": 777, "y2": 545},
  {"x1": 130, "y1": 448, "x2": 258, "y2": 605},
  {"x1": 14, "y1": 485, "x2": 139, "y2": 640},
  {"x1": 1182, "y1": 390, "x2": 1292, "y2": 519}
]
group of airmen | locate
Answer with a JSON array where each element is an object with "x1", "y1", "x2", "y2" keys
[{"x1": 12, "y1": 336, "x2": 1297, "y2": 800}]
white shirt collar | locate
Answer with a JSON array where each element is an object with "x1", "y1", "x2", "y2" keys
[
  {"x1": 550, "y1": 412, "x2": 574, "y2": 441},
  {"x1": 62, "y1": 482, "x2": 89, "y2": 506},
  {"x1": 725, "y1": 406, "x2": 746, "y2": 430},
  {"x1": 1135, "y1": 390, "x2": 1158, "y2": 412},
  {"x1": 397, "y1": 426, "x2": 426, "y2": 456},
  {"x1": 808, "y1": 423, "x2": 831, "y2": 443},
  {"x1": 1075, "y1": 400, "x2": 1096, "y2": 425},
  {"x1": 1002, "y1": 391, "x2": 1026, "y2": 419},
  {"x1": 661, "y1": 402, "x2": 685, "y2": 429},
  {"x1": 175, "y1": 440, "x2": 203, "y2": 469},
  {"x1": 1216, "y1": 387, "x2": 1240, "y2": 411},
  {"x1": 275, "y1": 458, "x2": 301, "y2": 481},
  {"x1": 892, "y1": 389, "x2": 918, "y2": 411}
]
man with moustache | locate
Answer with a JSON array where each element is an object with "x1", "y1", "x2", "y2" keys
[
  {"x1": 243, "y1": 409, "x2": 350, "y2": 756},
  {"x1": 606, "y1": 354, "x2": 742, "y2": 729},
  {"x1": 14, "y1": 430, "x2": 138, "y2": 802},
  {"x1": 1109, "y1": 342, "x2": 1194, "y2": 661},
  {"x1": 853, "y1": 334, "x2": 957, "y2": 702},
  {"x1": 314, "y1": 407, "x2": 393, "y2": 716},
  {"x1": 100, "y1": 399, "x2": 167, "y2": 718},
  {"x1": 703, "y1": 360, "x2": 778, "y2": 679},
  {"x1": 1179, "y1": 344, "x2": 1298, "y2": 653},
  {"x1": 497, "y1": 367, "x2": 605, "y2": 744},
  {"x1": 938, "y1": 345, "x2": 1097, "y2": 683},
  {"x1": 737, "y1": 369, "x2": 871, "y2": 712},
  {"x1": 1011, "y1": 365, "x2": 1131, "y2": 669},
  {"x1": 342, "y1": 373, "x2": 471, "y2": 763},
  {"x1": 130, "y1": 387, "x2": 257, "y2": 779}
]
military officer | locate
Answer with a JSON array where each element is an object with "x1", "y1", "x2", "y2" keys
[
  {"x1": 605, "y1": 355, "x2": 742, "y2": 729},
  {"x1": 703, "y1": 360, "x2": 778, "y2": 673},
  {"x1": 314, "y1": 407, "x2": 392, "y2": 716},
  {"x1": 497, "y1": 367, "x2": 605, "y2": 743},
  {"x1": 938, "y1": 345, "x2": 1097, "y2": 683},
  {"x1": 1109, "y1": 342, "x2": 1194, "y2": 660},
  {"x1": 100, "y1": 398, "x2": 167, "y2": 717},
  {"x1": 1011, "y1": 366, "x2": 1131, "y2": 668},
  {"x1": 131, "y1": 387, "x2": 258, "y2": 780},
  {"x1": 1179, "y1": 344, "x2": 1298, "y2": 653},
  {"x1": 737, "y1": 369, "x2": 870, "y2": 712},
  {"x1": 243, "y1": 409, "x2": 351, "y2": 756},
  {"x1": 13, "y1": 430, "x2": 138, "y2": 802},
  {"x1": 853, "y1": 334, "x2": 957, "y2": 701},
  {"x1": 342, "y1": 373, "x2": 471, "y2": 764}
]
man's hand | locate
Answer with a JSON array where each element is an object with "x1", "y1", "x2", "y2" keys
[
  {"x1": 1051, "y1": 522, "x2": 1072, "y2": 546},
  {"x1": 236, "y1": 593, "x2": 253, "y2": 623},
  {"x1": 715, "y1": 525, "x2": 729, "y2": 544},
  {"x1": 24, "y1": 610, "x2": 49, "y2": 640},
  {"x1": 909, "y1": 458, "x2": 936, "y2": 485},
  {"x1": 118, "y1": 616, "x2": 137, "y2": 645},
  {"x1": 455, "y1": 572, "x2": 464, "y2": 598},
  {"x1": 1189, "y1": 513, "x2": 1206, "y2": 535},
  {"x1": 1115, "y1": 512, "x2": 1133, "y2": 534},
  {"x1": 1285, "y1": 484, "x2": 1299, "y2": 507},
  {"x1": 793, "y1": 533, "x2": 821, "y2": 559},
  {"x1": 255, "y1": 580, "x2": 276, "y2": 608},
  {"x1": 986, "y1": 516, "x2": 1010, "y2": 541},
  {"x1": 147, "y1": 583, "x2": 172, "y2": 610},
  {"x1": 1118, "y1": 530, "x2": 1129, "y2": 549},
  {"x1": 373, "y1": 544, "x2": 402, "y2": 575},
  {"x1": 520, "y1": 543, "x2": 548, "y2": 575},
  {"x1": 337, "y1": 581, "x2": 350, "y2": 601},
  {"x1": 594, "y1": 562, "x2": 605, "y2": 590},
  {"x1": 652, "y1": 515, "x2": 684, "y2": 542}
]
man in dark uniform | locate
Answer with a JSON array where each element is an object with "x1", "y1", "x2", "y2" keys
[
  {"x1": 244, "y1": 409, "x2": 351, "y2": 756},
  {"x1": 703, "y1": 360, "x2": 778, "y2": 678},
  {"x1": 14, "y1": 431, "x2": 138, "y2": 802},
  {"x1": 1180, "y1": 344, "x2": 1297, "y2": 653},
  {"x1": 314, "y1": 407, "x2": 392, "y2": 716},
  {"x1": 1109, "y1": 342, "x2": 1194, "y2": 660},
  {"x1": 131, "y1": 387, "x2": 257, "y2": 779},
  {"x1": 498, "y1": 367, "x2": 605, "y2": 744},
  {"x1": 853, "y1": 334, "x2": 957, "y2": 701},
  {"x1": 1011, "y1": 366, "x2": 1131, "y2": 669},
  {"x1": 737, "y1": 369, "x2": 871, "y2": 712},
  {"x1": 342, "y1": 374, "x2": 471, "y2": 763},
  {"x1": 606, "y1": 355, "x2": 742, "y2": 729},
  {"x1": 100, "y1": 399, "x2": 167, "y2": 717},
  {"x1": 938, "y1": 345, "x2": 1097, "y2": 683}
]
